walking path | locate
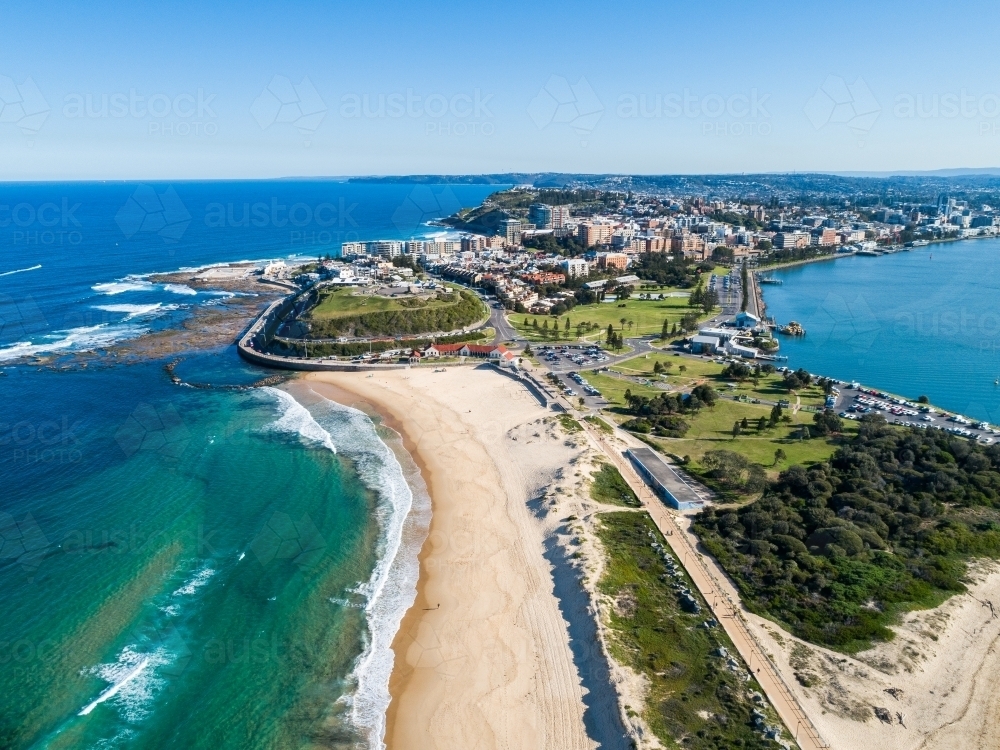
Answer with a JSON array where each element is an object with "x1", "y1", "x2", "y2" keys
[{"x1": 579, "y1": 420, "x2": 829, "y2": 750}]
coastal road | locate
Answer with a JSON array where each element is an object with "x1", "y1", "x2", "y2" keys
[{"x1": 580, "y1": 422, "x2": 829, "y2": 750}]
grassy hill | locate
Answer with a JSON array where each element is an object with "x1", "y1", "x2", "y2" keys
[{"x1": 304, "y1": 288, "x2": 485, "y2": 338}]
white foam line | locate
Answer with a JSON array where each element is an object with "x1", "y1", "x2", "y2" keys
[
  {"x1": 288, "y1": 389, "x2": 429, "y2": 750},
  {"x1": 262, "y1": 387, "x2": 337, "y2": 454},
  {"x1": 0, "y1": 263, "x2": 42, "y2": 277},
  {"x1": 78, "y1": 657, "x2": 150, "y2": 716}
]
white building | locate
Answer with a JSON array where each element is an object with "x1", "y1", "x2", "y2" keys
[{"x1": 560, "y1": 258, "x2": 590, "y2": 278}]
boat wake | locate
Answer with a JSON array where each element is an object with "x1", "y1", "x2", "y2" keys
[
  {"x1": 0, "y1": 263, "x2": 42, "y2": 277},
  {"x1": 77, "y1": 644, "x2": 171, "y2": 721}
]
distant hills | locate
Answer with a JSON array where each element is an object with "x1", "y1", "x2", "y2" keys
[{"x1": 347, "y1": 172, "x2": 1000, "y2": 204}]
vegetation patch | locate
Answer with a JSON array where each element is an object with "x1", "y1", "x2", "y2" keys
[
  {"x1": 694, "y1": 416, "x2": 1000, "y2": 652},
  {"x1": 305, "y1": 288, "x2": 484, "y2": 338},
  {"x1": 558, "y1": 414, "x2": 582, "y2": 433},
  {"x1": 596, "y1": 511, "x2": 789, "y2": 748},
  {"x1": 589, "y1": 463, "x2": 641, "y2": 507},
  {"x1": 584, "y1": 415, "x2": 614, "y2": 434}
]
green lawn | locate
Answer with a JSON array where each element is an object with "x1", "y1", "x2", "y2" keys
[
  {"x1": 650, "y1": 398, "x2": 856, "y2": 475},
  {"x1": 511, "y1": 293, "x2": 717, "y2": 342},
  {"x1": 585, "y1": 371, "x2": 662, "y2": 406},
  {"x1": 609, "y1": 356, "x2": 830, "y2": 409},
  {"x1": 310, "y1": 286, "x2": 460, "y2": 320}
]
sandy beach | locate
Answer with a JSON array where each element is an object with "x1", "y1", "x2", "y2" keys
[{"x1": 305, "y1": 366, "x2": 622, "y2": 750}]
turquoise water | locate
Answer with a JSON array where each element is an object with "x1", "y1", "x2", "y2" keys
[
  {"x1": 762, "y1": 240, "x2": 1000, "y2": 422},
  {"x1": 0, "y1": 181, "x2": 479, "y2": 749}
]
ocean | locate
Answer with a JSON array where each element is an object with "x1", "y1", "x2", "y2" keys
[
  {"x1": 0, "y1": 181, "x2": 497, "y2": 749},
  {"x1": 762, "y1": 239, "x2": 1000, "y2": 423}
]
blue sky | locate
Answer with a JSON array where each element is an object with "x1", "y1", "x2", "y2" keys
[{"x1": 4, "y1": 0, "x2": 1000, "y2": 179}]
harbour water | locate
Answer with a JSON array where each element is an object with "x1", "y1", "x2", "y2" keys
[
  {"x1": 762, "y1": 240, "x2": 1000, "y2": 422},
  {"x1": 0, "y1": 181, "x2": 492, "y2": 749}
]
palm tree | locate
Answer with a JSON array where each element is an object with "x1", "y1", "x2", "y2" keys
[{"x1": 619, "y1": 317, "x2": 627, "y2": 331}]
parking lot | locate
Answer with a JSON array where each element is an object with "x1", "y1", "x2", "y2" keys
[{"x1": 834, "y1": 383, "x2": 998, "y2": 444}]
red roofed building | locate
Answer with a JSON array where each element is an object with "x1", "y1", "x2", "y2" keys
[{"x1": 423, "y1": 343, "x2": 515, "y2": 362}]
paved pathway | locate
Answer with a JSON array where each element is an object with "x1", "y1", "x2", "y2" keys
[{"x1": 580, "y1": 421, "x2": 829, "y2": 750}]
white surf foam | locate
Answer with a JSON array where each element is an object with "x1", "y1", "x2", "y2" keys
[
  {"x1": 92, "y1": 280, "x2": 153, "y2": 295},
  {"x1": 162, "y1": 283, "x2": 198, "y2": 296},
  {"x1": 94, "y1": 303, "x2": 181, "y2": 321},
  {"x1": 287, "y1": 389, "x2": 430, "y2": 750},
  {"x1": 78, "y1": 646, "x2": 168, "y2": 720},
  {"x1": 262, "y1": 387, "x2": 337, "y2": 454},
  {"x1": 0, "y1": 323, "x2": 147, "y2": 362},
  {"x1": 0, "y1": 263, "x2": 42, "y2": 277},
  {"x1": 171, "y1": 566, "x2": 216, "y2": 597}
]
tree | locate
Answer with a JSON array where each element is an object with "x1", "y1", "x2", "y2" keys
[
  {"x1": 679, "y1": 364, "x2": 687, "y2": 374},
  {"x1": 542, "y1": 319, "x2": 549, "y2": 331},
  {"x1": 772, "y1": 447, "x2": 786, "y2": 465},
  {"x1": 701, "y1": 288, "x2": 719, "y2": 314},
  {"x1": 661, "y1": 318, "x2": 670, "y2": 340},
  {"x1": 740, "y1": 417, "x2": 749, "y2": 429},
  {"x1": 769, "y1": 403, "x2": 783, "y2": 427},
  {"x1": 712, "y1": 245, "x2": 735, "y2": 263},
  {"x1": 732, "y1": 421, "x2": 741, "y2": 438},
  {"x1": 578, "y1": 396, "x2": 586, "y2": 409},
  {"x1": 620, "y1": 317, "x2": 627, "y2": 331},
  {"x1": 757, "y1": 416, "x2": 768, "y2": 432},
  {"x1": 653, "y1": 361, "x2": 664, "y2": 375},
  {"x1": 680, "y1": 312, "x2": 700, "y2": 332},
  {"x1": 918, "y1": 395, "x2": 930, "y2": 404},
  {"x1": 606, "y1": 323, "x2": 615, "y2": 344},
  {"x1": 532, "y1": 319, "x2": 539, "y2": 329},
  {"x1": 565, "y1": 317, "x2": 571, "y2": 331},
  {"x1": 627, "y1": 319, "x2": 635, "y2": 331}
]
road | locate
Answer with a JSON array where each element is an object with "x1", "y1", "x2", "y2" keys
[
  {"x1": 488, "y1": 302, "x2": 518, "y2": 344},
  {"x1": 580, "y1": 421, "x2": 829, "y2": 750}
]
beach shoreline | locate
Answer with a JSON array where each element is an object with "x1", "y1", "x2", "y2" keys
[{"x1": 303, "y1": 367, "x2": 604, "y2": 750}]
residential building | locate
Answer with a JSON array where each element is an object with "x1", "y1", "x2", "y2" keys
[
  {"x1": 551, "y1": 205, "x2": 572, "y2": 228},
  {"x1": 814, "y1": 228, "x2": 839, "y2": 246},
  {"x1": 560, "y1": 258, "x2": 590, "y2": 278},
  {"x1": 596, "y1": 252, "x2": 629, "y2": 271},
  {"x1": 773, "y1": 232, "x2": 810, "y2": 249},
  {"x1": 498, "y1": 218, "x2": 523, "y2": 245},
  {"x1": 521, "y1": 271, "x2": 566, "y2": 285},
  {"x1": 369, "y1": 240, "x2": 404, "y2": 258},
  {"x1": 578, "y1": 222, "x2": 614, "y2": 247},
  {"x1": 528, "y1": 203, "x2": 553, "y2": 229}
]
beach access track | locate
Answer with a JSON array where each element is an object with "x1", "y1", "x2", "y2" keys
[{"x1": 580, "y1": 420, "x2": 830, "y2": 750}]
